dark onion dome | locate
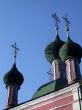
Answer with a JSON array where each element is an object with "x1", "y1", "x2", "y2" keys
[
  {"x1": 59, "y1": 36, "x2": 82, "y2": 63},
  {"x1": 45, "y1": 35, "x2": 65, "y2": 63},
  {"x1": 3, "y1": 63, "x2": 24, "y2": 87}
]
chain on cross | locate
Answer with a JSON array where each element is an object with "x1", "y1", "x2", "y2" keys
[{"x1": 11, "y1": 42, "x2": 20, "y2": 63}]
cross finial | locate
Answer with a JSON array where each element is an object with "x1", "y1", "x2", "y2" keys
[
  {"x1": 11, "y1": 42, "x2": 20, "y2": 64},
  {"x1": 63, "y1": 15, "x2": 70, "y2": 37},
  {"x1": 52, "y1": 13, "x2": 60, "y2": 35}
]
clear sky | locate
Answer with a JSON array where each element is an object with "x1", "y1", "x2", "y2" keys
[{"x1": 0, "y1": 0, "x2": 82, "y2": 109}]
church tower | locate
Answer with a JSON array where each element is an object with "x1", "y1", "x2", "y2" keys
[
  {"x1": 45, "y1": 13, "x2": 66, "y2": 80},
  {"x1": 3, "y1": 42, "x2": 24, "y2": 109},
  {"x1": 59, "y1": 15, "x2": 82, "y2": 84}
]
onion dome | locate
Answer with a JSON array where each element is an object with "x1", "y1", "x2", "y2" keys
[
  {"x1": 45, "y1": 35, "x2": 65, "y2": 63},
  {"x1": 3, "y1": 63, "x2": 24, "y2": 88},
  {"x1": 59, "y1": 36, "x2": 82, "y2": 63}
]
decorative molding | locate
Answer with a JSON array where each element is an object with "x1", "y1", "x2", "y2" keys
[{"x1": 49, "y1": 99, "x2": 79, "y2": 110}]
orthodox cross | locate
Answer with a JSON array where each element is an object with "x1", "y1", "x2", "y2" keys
[
  {"x1": 52, "y1": 13, "x2": 60, "y2": 35},
  {"x1": 63, "y1": 15, "x2": 70, "y2": 36},
  {"x1": 11, "y1": 42, "x2": 20, "y2": 63}
]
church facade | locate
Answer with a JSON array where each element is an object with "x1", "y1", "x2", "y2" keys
[
  {"x1": 3, "y1": 15, "x2": 82, "y2": 110},
  {"x1": 9, "y1": 81, "x2": 82, "y2": 110}
]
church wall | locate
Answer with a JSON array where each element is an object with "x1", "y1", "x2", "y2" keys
[{"x1": 10, "y1": 82, "x2": 81, "y2": 110}]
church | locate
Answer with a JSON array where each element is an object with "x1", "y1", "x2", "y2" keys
[{"x1": 3, "y1": 14, "x2": 82, "y2": 110}]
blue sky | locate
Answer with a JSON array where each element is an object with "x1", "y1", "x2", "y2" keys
[{"x1": 0, "y1": 0, "x2": 82, "y2": 109}]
